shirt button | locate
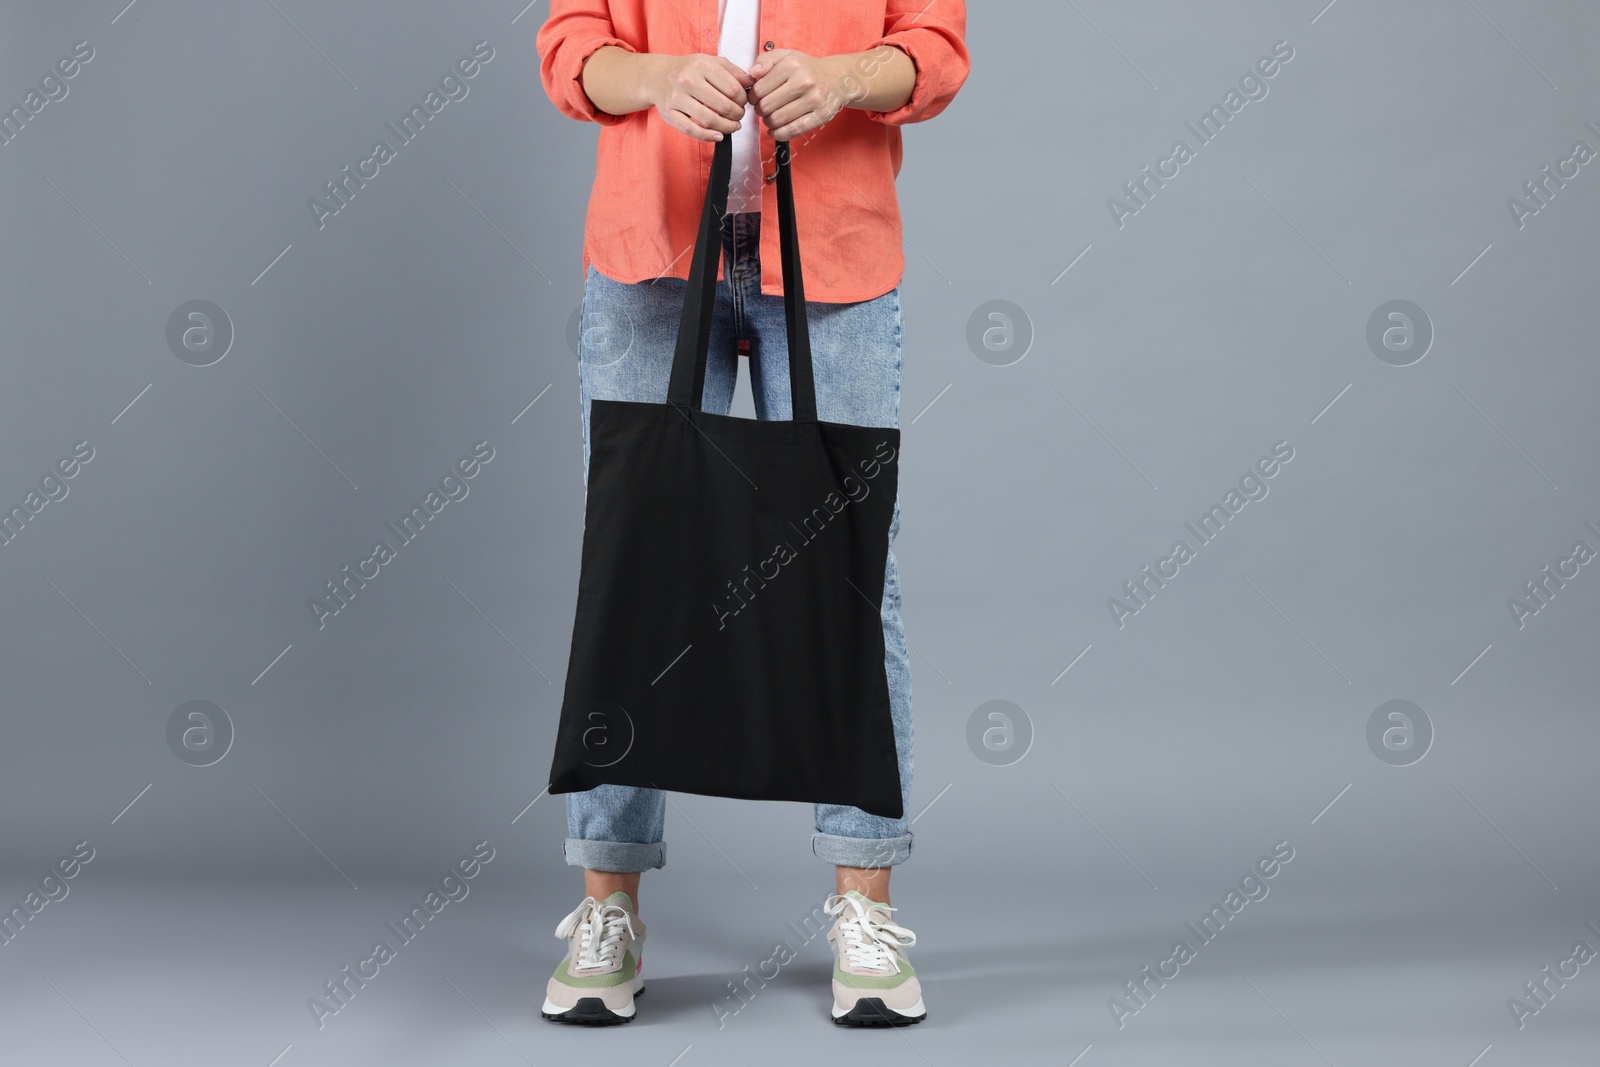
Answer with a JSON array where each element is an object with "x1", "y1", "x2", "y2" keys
[{"x1": 763, "y1": 40, "x2": 775, "y2": 51}]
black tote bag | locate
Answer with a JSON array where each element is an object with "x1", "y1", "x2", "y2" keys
[{"x1": 548, "y1": 134, "x2": 904, "y2": 819}]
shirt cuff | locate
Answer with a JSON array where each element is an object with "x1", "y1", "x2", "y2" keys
[{"x1": 860, "y1": 35, "x2": 944, "y2": 126}]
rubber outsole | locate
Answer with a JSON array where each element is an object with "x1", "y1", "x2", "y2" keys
[
  {"x1": 540, "y1": 984, "x2": 644, "y2": 1025},
  {"x1": 831, "y1": 996, "x2": 926, "y2": 1027}
]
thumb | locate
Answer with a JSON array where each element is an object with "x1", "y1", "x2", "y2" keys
[
  {"x1": 748, "y1": 48, "x2": 789, "y2": 78},
  {"x1": 720, "y1": 56, "x2": 755, "y2": 86}
]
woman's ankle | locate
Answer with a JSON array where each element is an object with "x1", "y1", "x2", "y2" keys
[
  {"x1": 584, "y1": 869, "x2": 642, "y2": 912},
  {"x1": 835, "y1": 864, "x2": 890, "y2": 905}
]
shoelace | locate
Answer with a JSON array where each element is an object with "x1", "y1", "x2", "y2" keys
[
  {"x1": 823, "y1": 893, "x2": 917, "y2": 974},
  {"x1": 554, "y1": 896, "x2": 636, "y2": 972}
]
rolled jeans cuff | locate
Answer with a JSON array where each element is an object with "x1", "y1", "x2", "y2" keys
[
  {"x1": 811, "y1": 831, "x2": 912, "y2": 869},
  {"x1": 563, "y1": 838, "x2": 666, "y2": 872}
]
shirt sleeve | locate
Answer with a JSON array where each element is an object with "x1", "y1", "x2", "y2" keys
[
  {"x1": 535, "y1": 0, "x2": 640, "y2": 126},
  {"x1": 861, "y1": 0, "x2": 970, "y2": 126}
]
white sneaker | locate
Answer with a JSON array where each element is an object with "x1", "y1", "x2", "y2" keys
[
  {"x1": 823, "y1": 890, "x2": 926, "y2": 1025},
  {"x1": 540, "y1": 891, "x2": 646, "y2": 1024}
]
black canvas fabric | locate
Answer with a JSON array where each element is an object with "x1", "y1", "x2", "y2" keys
[{"x1": 548, "y1": 135, "x2": 904, "y2": 819}]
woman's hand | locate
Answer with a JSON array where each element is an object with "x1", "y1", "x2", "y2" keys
[
  {"x1": 748, "y1": 46, "x2": 917, "y2": 140},
  {"x1": 579, "y1": 44, "x2": 912, "y2": 143},
  {"x1": 746, "y1": 49, "x2": 852, "y2": 142},
  {"x1": 648, "y1": 53, "x2": 755, "y2": 142}
]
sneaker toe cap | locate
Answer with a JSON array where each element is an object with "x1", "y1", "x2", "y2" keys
[
  {"x1": 546, "y1": 975, "x2": 635, "y2": 1012},
  {"x1": 832, "y1": 973, "x2": 923, "y2": 1014}
]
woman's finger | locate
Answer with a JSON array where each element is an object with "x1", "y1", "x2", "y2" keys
[
  {"x1": 682, "y1": 87, "x2": 742, "y2": 133},
  {"x1": 665, "y1": 107, "x2": 720, "y2": 141},
  {"x1": 765, "y1": 112, "x2": 822, "y2": 143},
  {"x1": 758, "y1": 90, "x2": 818, "y2": 130},
  {"x1": 753, "y1": 69, "x2": 807, "y2": 112},
  {"x1": 707, "y1": 58, "x2": 754, "y2": 110},
  {"x1": 687, "y1": 80, "x2": 746, "y2": 126},
  {"x1": 672, "y1": 89, "x2": 741, "y2": 137}
]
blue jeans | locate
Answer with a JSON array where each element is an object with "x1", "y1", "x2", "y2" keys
[{"x1": 566, "y1": 209, "x2": 914, "y2": 872}]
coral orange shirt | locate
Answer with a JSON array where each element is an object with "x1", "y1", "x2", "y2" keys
[{"x1": 536, "y1": 0, "x2": 970, "y2": 303}]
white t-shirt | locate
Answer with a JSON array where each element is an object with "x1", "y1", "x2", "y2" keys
[{"x1": 717, "y1": 0, "x2": 763, "y2": 212}]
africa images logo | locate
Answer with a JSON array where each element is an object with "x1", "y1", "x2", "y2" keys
[
  {"x1": 308, "y1": 41, "x2": 494, "y2": 230},
  {"x1": 711, "y1": 439, "x2": 897, "y2": 630}
]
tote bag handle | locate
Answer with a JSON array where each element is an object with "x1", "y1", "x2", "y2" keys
[{"x1": 667, "y1": 135, "x2": 818, "y2": 422}]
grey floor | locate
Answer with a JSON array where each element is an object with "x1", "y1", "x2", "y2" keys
[{"x1": 1, "y1": 858, "x2": 1595, "y2": 1065}]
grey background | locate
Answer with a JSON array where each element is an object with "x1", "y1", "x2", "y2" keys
[{"x1": 2, "y1": 0, "x2": 1597, "y2": 1063}]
